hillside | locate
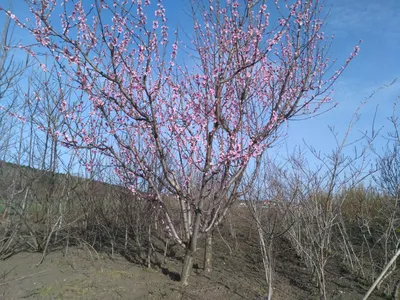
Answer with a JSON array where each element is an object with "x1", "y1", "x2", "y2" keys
[{"x1": 0, "y1": 161, "x2": 394, "y2": 299}]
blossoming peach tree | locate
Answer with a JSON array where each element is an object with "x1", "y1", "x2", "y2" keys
[{"x1": 1, "y1": 0, "x2": 359, "y2": 285}]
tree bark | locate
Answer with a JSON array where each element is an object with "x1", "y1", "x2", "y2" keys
[
  {"x1": 204, "y1": 230, "x2": 213, "y2": 273},
  {"x1": 181, "y1": 213, "x2": 201, "y2": 285},
  {"x1": 181, "y1": 248, "x2": 194, "y2": 286},
  {"x1": 180, "y1": 199, "x2": 203, "y2": 285}
]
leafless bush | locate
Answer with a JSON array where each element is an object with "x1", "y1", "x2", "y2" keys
[
  {"x1": 362, "y1": 99, "x2": 400, "y2": 298},
  {"x1": 244, "y1": 157, "x2": 295, "y2": 300},
  {"x1": 283, "y1": 104, "x2": 376, "y2": 299}
]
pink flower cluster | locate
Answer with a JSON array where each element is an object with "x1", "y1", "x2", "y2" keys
[{"x1": 6, "y1": 0, "x2": 358, "y2": 195}]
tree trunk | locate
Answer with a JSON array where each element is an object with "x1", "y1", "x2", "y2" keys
[
  {"x1": 227, "y1": 211, "x2": 238, "y2": 250},
  {"x1": 256, "y1": 220, "x2": 274, "y2": 300},
  {"x1": 204, "y1": 230, "x2": 213, "y2": 273},
  {"x1": 180, "y1": 201, "x2": 203, "y2": 285},
  {"x1": 147, "y1": 224, "x2": 152, "y2": 268},
  {"x1": 181, "y1": 248, "x2": 194, "y2": 286}
]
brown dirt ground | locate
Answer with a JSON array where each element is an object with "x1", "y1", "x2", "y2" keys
[{"x1": 0, "y1": 230, "x2": 387, "y2": 300}]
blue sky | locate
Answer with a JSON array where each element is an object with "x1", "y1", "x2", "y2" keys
[
  {"x1": 1, "y1": 0, "x2": 400, "y2": 172},
  {"x1": 282, "y1": 0, "x2": 400, "y2": 158}
]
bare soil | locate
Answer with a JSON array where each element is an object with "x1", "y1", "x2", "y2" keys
[{"x1": 0, "y1": 228, "x2": 386, "y2": 300}]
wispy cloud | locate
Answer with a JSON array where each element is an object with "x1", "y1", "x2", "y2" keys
[{"x1": 326, "y1": 0, "x2": 400, "y2": 47}]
